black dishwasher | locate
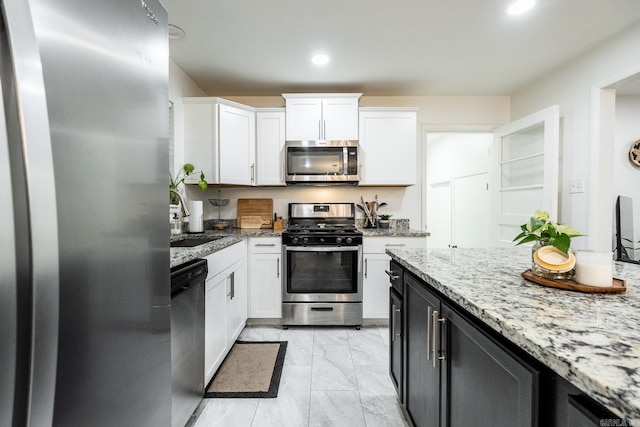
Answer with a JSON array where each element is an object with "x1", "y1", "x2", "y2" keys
[{"x1": 171, "y1": 259, "x2": 207, "y2": 427}]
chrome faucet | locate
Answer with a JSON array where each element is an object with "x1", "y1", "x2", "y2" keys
[{"x1": 169, "y1": 189, "x2": 191, "y2": 217}]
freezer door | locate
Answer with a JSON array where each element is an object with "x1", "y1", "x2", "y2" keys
[{"x1": 0, "y1": 1, "x2": 61, "y2": 426}]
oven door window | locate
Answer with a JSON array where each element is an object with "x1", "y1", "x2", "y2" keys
[
  {"x1": 287, "y1": 147, "x2": 345, "y2": 176},
  {"x1": 286, "y1": 249, "x2": 358, "y2": 293}
]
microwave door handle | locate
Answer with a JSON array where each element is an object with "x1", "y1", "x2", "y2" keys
[{"x1": 343, "y1": 148, "x2": 348, "y2": 174}]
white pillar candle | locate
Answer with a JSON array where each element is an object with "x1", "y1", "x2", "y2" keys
[{"x1": 574, "y1": 251, "x2": 613, "y2": 287}]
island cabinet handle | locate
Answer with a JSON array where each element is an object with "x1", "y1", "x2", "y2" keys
[
  {"x1": 394, "y1": 307, "x2": 401, "y2": 339},
  {"x1": 427, "y1": 306, "x2": 433, "y2": 361},
  {"x1": 391, "y1": 304, "x2": 397, "y2": 342},
  {"x1": 432, "y1": 310, "x2": 446, "y2": 368},
  {"x1": 385, "y1": 270, "x2": 399, "y2": 280}
]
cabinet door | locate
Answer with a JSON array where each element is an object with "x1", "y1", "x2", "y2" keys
[
  {"x1": 389, "y1": 287, "x2": 403, "y2": 402},
  {"x1": 359, "y1": 110, "x2": 417, "y2": 185},
  {"x1": 219, "y1": 104, "x2": 255, "y2": 185},
  {"x1": 256, "y1": 110, "x2": 285, "y2": 186},
  {"x1": 205, "y1": 274, "x2": 228, "y2": 385},
  {"x1": 405, "y1": 274, "x2": 441, "y2": 427},
  {"x1": 285, "y1": 97, "x2": 322, "y2": 140},
  {"x1": 363, "y1": 253, "x2": 392, "y2": 318},
  {"x1": 441, "y1": 303, "x2": 539, "y2": 427},
  {"x1": 323, "y1": 97, "x2": 359, "y2": 140},
  {"x1": 226, "y1": 260, "x2": 247, "y2": 344},
  {"x1": 249, "y1": 253, "x2": 282, "y2": 318}
]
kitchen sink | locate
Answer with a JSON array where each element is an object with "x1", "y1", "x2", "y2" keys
[{"x1": 170, "y1": 236, "x2": 224, "y2": 248}]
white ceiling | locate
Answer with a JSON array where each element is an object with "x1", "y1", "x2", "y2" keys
[{"x1": 162, "y1": 0, "x2": 640, "y2": 97}]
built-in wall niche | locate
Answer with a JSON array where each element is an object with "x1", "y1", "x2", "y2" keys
[{"x1": 613, "y1": 75, "x2": 640, "y2": 263}]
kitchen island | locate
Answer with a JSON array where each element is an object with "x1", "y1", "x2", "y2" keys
[{"x1": 387, "y1": 246, "x2": 640, "y2": 423}]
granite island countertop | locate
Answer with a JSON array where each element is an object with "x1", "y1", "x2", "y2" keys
[{"x1": 386, "y1": 246, "x2": 640, "y2": 421}]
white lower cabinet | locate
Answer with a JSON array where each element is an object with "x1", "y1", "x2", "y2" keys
[
  {"x1": 203, "y1": 241, "x2": 247, "y2": 385},
  {"x1": 248, "y1": 237, "x2": 282, "y2": 319},
  {"x1": 363, "y1": 236, "x2": 426, "y2": 319}
]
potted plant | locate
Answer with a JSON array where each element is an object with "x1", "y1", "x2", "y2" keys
[
  {"x1": 378, "y1": 214, "x2": 392, "y2": 229},
  {"x1": 169, "y1": 163, "x2": 207, "y2": 205},
  {"x1": 512, "y1": 210, "x2": 583, "y2": 279}
]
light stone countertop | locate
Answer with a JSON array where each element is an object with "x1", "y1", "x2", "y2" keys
[
  {"x1": 170, "y1": 229, "x2": 283, "y2": 268},
  {"x1": 386, "y1": 246, "x2": 640, "y2": 421},
  {"x1": 170, "y1": 227, "x2": 426, "y2": 268}
]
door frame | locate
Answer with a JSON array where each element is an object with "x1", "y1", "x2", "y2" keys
[
  {"x1": 421, "y1": 125, "x2": 496, "y2": 237},
  {"x1": 589, "y1": 63, "x2": 640, "y2": 251}
]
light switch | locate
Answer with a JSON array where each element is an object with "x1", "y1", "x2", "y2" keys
[{"x1": 570, "y1": 178, "x2": 584, "y2": 194}]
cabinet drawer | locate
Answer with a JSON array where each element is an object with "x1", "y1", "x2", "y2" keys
[
  {"x1": 363, "y1": 236, "x2": 425, "y2": 254},
  {"x1": 248, "y1": 237, "x2": 281, "y2": 253},
  {"x1": 205, "y1": 241, "x2": 246, "y2": 278}
]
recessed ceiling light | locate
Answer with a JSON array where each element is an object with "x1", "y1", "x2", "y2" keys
[
  {"x1": 507, "y1": 0, "x2": 535, "y2": 15},
  {"x1": 311, "y1": 54, "x2": 330, "y2": 65},
  {"x1": 168, "y1": 24, "x2": 186, "y2": 40}
]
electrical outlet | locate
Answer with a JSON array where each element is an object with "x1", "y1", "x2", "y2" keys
[{"x1": 570, "y1": 178, "x2": 584, "y2": 194}]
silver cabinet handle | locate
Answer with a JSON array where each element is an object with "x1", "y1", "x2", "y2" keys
[
  {"x1": 427, "y1": 306, "x2": 433, "y2": 361},
  {"x1": 394, "y1": 307, "x2": 401, "y2": 340},
  {"x1": 384, "y1": 270, "x2": 399, "y2": 280},
  {"x1": 364, "y1": 258, "x2": 368, "y2": 278},
  {"x1": 277, "y1": 257, "x2": 280, "y2": 279},
  {"x1": 385, "y1": 244, "x2": 406, "y2": 247},
  {"x1": 255, "y1": 243, "x2": 276, "y2": 247},
  {"x1": 318, "y1": 120, "x2": 322, "y2": 140},
  {"x1": 251, "y1": 163, "x2": 255, "y2": 183},
  {"x1": 228, "y1": 271, "x2": 235, "y2": 299},
  {"x1": 391, "y1": 304, "x2": 397, "y2": 342},
  {"x1": 432, "y1": 310, "x2": 446, "y2": 368}
]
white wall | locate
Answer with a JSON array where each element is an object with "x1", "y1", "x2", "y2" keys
[
  {"x1": 615, "y1": 95, "x2": 640, "y2": 245},
  {"x1": 171, "y1": 69, "x2": 510, "y2": 228},
  {"x1": 169, "y1": 60, "x2": 206, "y2": 174},
  {"x1": 510, "y1": 24, "x2": 640, "y2": 249}
]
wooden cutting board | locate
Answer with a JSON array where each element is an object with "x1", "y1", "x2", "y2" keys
[{"x1": 237, "y1": 199, "x2": 273, "y2": 229}]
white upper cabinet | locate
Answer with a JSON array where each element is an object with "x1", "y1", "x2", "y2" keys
[
  {"x1": 183, "y1": 97, "x2": 256, "y2": 186},
  {"x1": 256, "y1": 108, "x2": 286, "y2": 186},
  {"x1": 358, "y1": 108, "x2": 418, "y2": 186},
  {"x1": 283, "y1": 93, "x2": 361, "y2": 141}
]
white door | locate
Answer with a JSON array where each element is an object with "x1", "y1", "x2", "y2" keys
[
  {"x1": 490, "y1": 105, "x2": 560, "y2": 247},
  {"x1": 453, "y1": 173, "x2": 489, "y2": 248},
  {"x1": 426, "y1": 180, "x2": 452, "y2": 248}
]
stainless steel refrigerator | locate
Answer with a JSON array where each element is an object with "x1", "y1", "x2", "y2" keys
[{"x1": 0, "y1": 0, "x2": 172, "y2": 425}]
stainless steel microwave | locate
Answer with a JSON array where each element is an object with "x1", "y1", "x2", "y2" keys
[{"x1": 285, "y1": 140, "x2": 359, "y2": 185}]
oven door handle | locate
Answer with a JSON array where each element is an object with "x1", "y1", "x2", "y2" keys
[{"x1": 284, "y1": 246, "x2": 360, "y2": 253}]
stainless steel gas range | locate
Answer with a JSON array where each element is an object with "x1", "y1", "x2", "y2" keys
[{"x1": 282, "y1": 203, "x2": 363, "y2": 328}]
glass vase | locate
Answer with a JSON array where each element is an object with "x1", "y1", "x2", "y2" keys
[{"x1": 531, "y1": 240, "x2": 576, "y2": 280}]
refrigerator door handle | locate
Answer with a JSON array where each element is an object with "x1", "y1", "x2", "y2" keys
[{"x1": 1, "y1": 1, "x2": 60, "y2": 426}]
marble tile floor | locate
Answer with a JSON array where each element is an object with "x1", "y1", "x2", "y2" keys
[{"x1": 191, "y1": 325, "x2": 408, "y2": 427}]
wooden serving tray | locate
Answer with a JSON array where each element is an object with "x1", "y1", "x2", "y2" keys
[{"x1": 521, "y1": 269, "x2": 626, "y2": 293}]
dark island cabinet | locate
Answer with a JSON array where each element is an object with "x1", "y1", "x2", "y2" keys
[{"x1": 400, "y1": 271, "x2": 540, "y2": 427}]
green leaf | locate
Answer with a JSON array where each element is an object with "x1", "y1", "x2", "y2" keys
[
  {"x1": 529, "y1": 218, "x2": 546, "y2": 232},
  {"x1": 183, "y1": 163, "x2": 195, "y2": 174},
  {"x1": 514, "y1": 235, "x2": 541, "y2": 245},
  {"x1": 551, "y1": 234, "x2": 571, "y2": 254}
]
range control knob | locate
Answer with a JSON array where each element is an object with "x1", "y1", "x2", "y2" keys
[
  {"x1": 302, "y1": 237, "x2": 309, "y2": 245},
  {"x1": 320, "y1": 238, "x2": 325, "y2": 243},
  {"x1": 336, "y1": 237, "x2": 342, "y2": 245},
  {"x1": 346, "y1": 237, "x2": 353, "y2": 245},
  {"x1": 292, "y1": 237, "x2": 299, "y2": 244}
]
